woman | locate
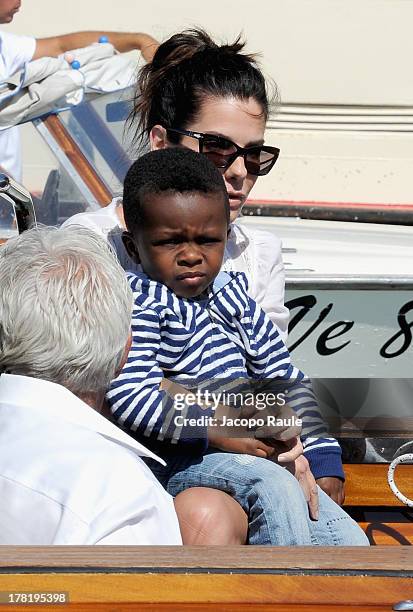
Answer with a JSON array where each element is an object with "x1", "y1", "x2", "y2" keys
[{"x1": 64, "y1": 29, "x2": 367, "y2": 546}]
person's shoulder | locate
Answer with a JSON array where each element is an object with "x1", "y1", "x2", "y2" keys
[
  {"x1": 231, "y1": 223, "x2": 283, "y2": 278},
  {"x1": 77, "y1": 432, "x2": 168, "y2": 534},
  {"x1": 0, "y1": 30, "x2": 34, "y2": 45},
  {"x1": 61, "y1": 199, "x2": 120, "y2": 239},
  {"x1": 234, "y1": 221, "x2": 282, "y2": 251},
  {"x1": 0, "y1": 30, "x2": 36, "y2": 69},
  {"x1": 0, "y1": 411, "x2": 165, "y2": 541},
  {"x1": 47, "y1": 425, "x2": 159, "y2": 518}
]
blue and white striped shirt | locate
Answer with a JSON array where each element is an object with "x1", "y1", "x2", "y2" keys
[{"x1": 107, "y1": 271, "x2": 343, "y2": 478}]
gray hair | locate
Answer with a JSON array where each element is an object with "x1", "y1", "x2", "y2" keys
[{"x1": 0, "y1": 225, "x2": 133, "y2": 395}]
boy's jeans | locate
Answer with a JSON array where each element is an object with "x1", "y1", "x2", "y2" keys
[{"x1": 146, "y1": 449, "x2": 369, "y2": 546}]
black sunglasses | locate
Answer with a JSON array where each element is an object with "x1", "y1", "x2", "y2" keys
[{"x1": 166, "y1": 128, "x2": 280, "y2": 176}]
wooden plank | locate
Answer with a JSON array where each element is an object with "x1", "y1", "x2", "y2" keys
[
  {"x1": 244, "y1": 200, "x2": 413, "y2": 225},
  {"x1": 14, "y1": 602, "x2": 398, "y2": 612},
  {"x1": 344, "y1": 464, "x2": 413, "y2": 506},
  {"x1": 40, "y1": 115, "x2": 112, "y2": 206},
  {"x1": 360, "y1": 522, "x2": 413, "y2": 546},
  {"x1": 0, "y1": 574, "x2": 411, "y2": 606},
  {"x1": 1, "y1": 546, "x2": 412, "y2": 572},
  {"x1": 0, "y1": 603, "x2": 402, "y2": 612}
]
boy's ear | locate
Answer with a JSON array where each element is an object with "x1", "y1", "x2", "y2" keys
[{"x1": 122, "y1": 230, "x2": 141, "y2": 264}]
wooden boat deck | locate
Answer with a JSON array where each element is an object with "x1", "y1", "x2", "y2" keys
[
  {"x1": 345, "y1": 464, "x2": 413, "y2": 546},
  {"x1": 0, "y1": 547, "x2": 412, "y2": 610},
  {"x1": 345, "y1": 464, "x2": 413, "y2": 506}
]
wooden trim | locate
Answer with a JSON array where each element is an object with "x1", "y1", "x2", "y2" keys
[
  {"x1": 6, "y1": 605, "x2": 397, "y2": 612},
  {"x1": 10, "y1": 605, "x2": 404, "y2": 612},
  {"x1": 344, "y1": 464, "x2": 413, "y2": 507},
  {"x1": 360, "y1": 522, "x2": 413, "y2": 546},
  {"x1": 40, "y1": 115, "x2": 112, "y2": 206},
  {"x1": 0, "y1": 574, "x2": 411, "y2": 606},
  {"x1": 243, "y1": 199, "x2": 413, "y2": 224},
  {"x1": 1, "y1": 548, "x2": 411, "y2": 607},
  {"x1": 1, "y1": 547, "x2": 412, "y2": 571},
  {"x1": 247, "y1": 198, "x2": 413, "y2": 212}
]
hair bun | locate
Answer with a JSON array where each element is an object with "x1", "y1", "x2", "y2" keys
[
  {"x1": 129, "y1": 27, "x2": 272, "y2": 148},
  {"x1": 151, "y1": 29, "x2": 218, "y2": 70}
]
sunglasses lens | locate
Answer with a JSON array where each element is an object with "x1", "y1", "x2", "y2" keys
[
  {"x1": 245, "y1": 148, "x2": 278, "y2": 176},
  {"x1": 202, "y1": 137, "x2": 237, "y2": 169},
  {"x1": 200, "y1": 135, "x2": 279, "y2": 176}
]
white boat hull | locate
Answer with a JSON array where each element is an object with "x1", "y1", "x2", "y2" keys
[{"x1": 241, "y1": 216, "x2": 413, "y2": 377}]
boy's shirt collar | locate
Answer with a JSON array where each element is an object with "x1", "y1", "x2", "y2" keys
[{"x1": 129, "y1": 270, "x2": 241, "y2": 303}]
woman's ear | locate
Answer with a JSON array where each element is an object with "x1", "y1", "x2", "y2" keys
[
  {"x1": 122, "y1": 230, "x2": 141, "y2": 264},
  {"x1": 150, "y1": 124, "x2": 168, "y2": 150}
]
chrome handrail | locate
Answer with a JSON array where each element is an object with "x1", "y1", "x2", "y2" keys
[{"x1": 0, "y1": 173, "x2": 37, "y2": 234}]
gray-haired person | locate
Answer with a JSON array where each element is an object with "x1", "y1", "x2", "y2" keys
[{"x1": 0, "y1": 226, "x2": 181, "y2": 544}]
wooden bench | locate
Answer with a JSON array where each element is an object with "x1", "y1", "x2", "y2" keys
[
  {"x1": 344, "y1": 464, "x2": 413, "y2": 545},
  {"x1": 0, "y1": 547, "x2": 412, "y2": 611}
]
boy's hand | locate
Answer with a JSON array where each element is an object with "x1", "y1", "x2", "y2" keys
[
  {"x1": 269, "y1": 435, "x2": 303, "y2": 463},
  {"x1": 242, "y1": 402, "x2": 302, "y2": 442},
  {"x1": 316, "y1": 477, "x2": 345, "y2": 505}
]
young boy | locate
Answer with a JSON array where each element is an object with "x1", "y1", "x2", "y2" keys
[{"x1": 107, "y1": 148, "x2": 365, "y2": 546}]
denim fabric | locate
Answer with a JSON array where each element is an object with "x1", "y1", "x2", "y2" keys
[{"x1": 145, "y1": 450, "x2": 369, "y2": 546}]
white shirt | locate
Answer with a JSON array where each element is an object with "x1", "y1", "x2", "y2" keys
[
  {"x1": 0, "y1": 31, "x2": 36, "y2": 180},
  {"x1": 0, "y1": 374, "x2": 182, "y2": 545},
  {"x1": 221, "y1": 222, "x2": 289, "y2": 341},
  {"x1": 63, "y1": 199, "x2": 289, "y2": 341}
]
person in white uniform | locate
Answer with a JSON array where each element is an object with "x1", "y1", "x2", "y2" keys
[
  {"x1": 0, "y1": 225, "x2": 182, "y2": 545},
  {"x1": 0, "y1": 0, "x2": 158, "y2": 180},
  {"x1": 0, "y1": 29, "x2": 34, "y2": 179}
]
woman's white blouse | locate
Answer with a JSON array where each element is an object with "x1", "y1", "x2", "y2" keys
[
  {"x1": 221, "y1": 222, "x2": 289, "y2": 341},
  {"x1": 62, "y1": 199, "x2": 289, "y2": 341}
]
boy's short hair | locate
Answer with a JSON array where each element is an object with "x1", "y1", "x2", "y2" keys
[{"x1": 123, "y1": 148, "x2": 230, "y2": 233}]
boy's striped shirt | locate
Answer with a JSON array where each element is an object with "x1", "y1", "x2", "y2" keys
[{"x1": 107, "y1": 271, "x2": 343, "y2": 478}]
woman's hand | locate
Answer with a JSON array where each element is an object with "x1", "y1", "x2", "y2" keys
[
  {"x1": 266, "y1": 437, "x2": 319, "y2": 520},
  {"x1": 210, "y1": 435, "x2": 319, "y2": 520},
  {"x1": 289, "y1": 455, "x2": 319, "y2": 520}
]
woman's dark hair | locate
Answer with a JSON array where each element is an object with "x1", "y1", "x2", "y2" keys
[{"x1": 128, "y1": 28, "x2": 278, "y2": 146}]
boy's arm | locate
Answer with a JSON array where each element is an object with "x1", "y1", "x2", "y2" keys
[
  {"x1": 239, "y1": 282, "x2": 345, "y2": 497},
  {"x1": 303, "y1": 438, "x2": 345, "y2": 504},
  {"x1": 281, "y1": 376, "x2": 345, "y2": 496},
  {"x1": 106, "y1": 308, "x2": 213, "y2": 445}
]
